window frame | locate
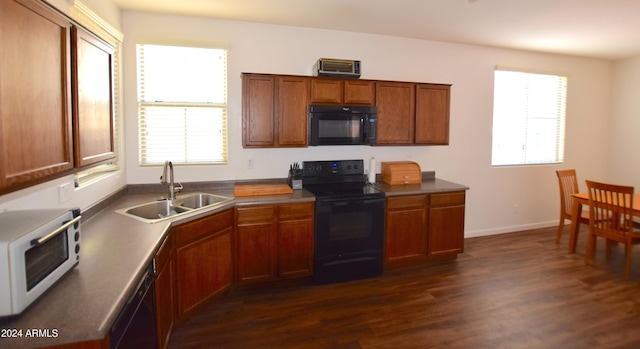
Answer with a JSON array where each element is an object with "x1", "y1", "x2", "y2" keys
[
  {"x1": 135, "y1": 41, "x2": 229, "y2": 166},
  {"x1": 491, "y1": 67, "x2": 568, "y2": 167}
]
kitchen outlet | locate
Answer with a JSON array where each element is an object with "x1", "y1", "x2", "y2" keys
[
  {"x1": 513, "y1": 204, "x2": 519, "y2": 214},
  {"x1": 58, "y1": 183, "x2": 72, "y2": 204},
  {"x1": 247, "y1": 159, "x2": 254, "y2": 169}
]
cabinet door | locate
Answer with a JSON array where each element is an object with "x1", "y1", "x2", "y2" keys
[
  {"x1": 0, "y1": 0, "x2": 74, "y2": 194},
  {"x1": 385, "y1": 195, "x2": 427, "y2": 265},
  {"x1": 375, "y1": 81, "x2": 415, "y2": 144},
  {"x1": 155, "y1": 236, "x2": 174, "y2": 349},
  {"x1": 236, "y1": 205, "x2": 277, "y2": 284},
  {"x1": 278, "y1": 202, "x2": 314, "y2": 278},
  {"x1": 174, "y1": 209, "x2": 234, "y2": 323},
  {"x1": 175, "y1": 227, "x2": 232, "y2": 321},
  {"x1": 428, "y1": 192, "x2": 465, "y2": 257},
  {"x1": 242, "y1": 74, "x2": 276, "y2": 147},
  {"x1": 310, "y1": 78, "x2": 343, "y2": 104},
  {"x1": 415, "y1": 84, "x2": 451, "y2": 145},
  {"x1": 344, "y1": 80, "x2": 375, "y2": 105},
  {"x1": 276, "y1": 76, "x2": 309, "y2": 146},
  {"x1": 71, "y1": 26, "x2": 115, "y2": 168}
]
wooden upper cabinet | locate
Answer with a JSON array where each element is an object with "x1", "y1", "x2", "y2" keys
[
  {"x1": 310, "y1": 78, "x2": 375, "y2": 105},
  {"x1": 276, "y1": 76, "x2": 309, "y2": 146},
  {"x1": 344, "y1": 79, "x2": 375, "y2": 105},
  {"x1": 241, "y1": 73, "x2": 450, "y2": 148},
  {"x1": 242, "y1": 74, "x2": 308, "y2": 147},
  {"x1": 375, "y1": 81, "x2": 416, "y2": 144},
  {"x1": 415, "y1": 84, "x2": 451, "y2": 145},
  {"x1": 0, "y1": 0, "x2": 74, "y2": 194},
  {"x1": 72, "y1": 26, "x2": 115, "y2": 168},
  {"x1": 242, "y1": 74, "x2": 276, "y2": 147},
  {"x1": 310, "y1": 78, "x2": 343, "y2": 104}
]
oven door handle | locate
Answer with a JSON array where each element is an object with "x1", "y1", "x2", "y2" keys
[{"x1": 30, "y1": 215, "x2": 81, "y2": 246}]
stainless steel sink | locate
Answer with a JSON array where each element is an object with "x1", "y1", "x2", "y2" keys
[
  {"x1": 116, "y1": 192, "x2": 232, "y2": 223},
  {"x1": 177, "y1": 193, "x2": 230, "y2": 209},
  {"x1": 123, "y1": 200, "x2": 191, "y2": 220}
]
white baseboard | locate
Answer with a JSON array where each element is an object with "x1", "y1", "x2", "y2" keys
[{"x1": 464, "y1": 220, "x2": 558, "y2": 238}]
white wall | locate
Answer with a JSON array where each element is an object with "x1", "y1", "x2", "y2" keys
[
  {"x1": 609, "y1": 57, "x2": 640, "y2": 189},
  {"x1": 122, "y1": 12, "x2": 613, "y2": 236}
]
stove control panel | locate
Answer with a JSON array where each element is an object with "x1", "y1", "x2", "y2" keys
[{"x1": 303, "y1": 160, "x2": 364, "y2": 176}]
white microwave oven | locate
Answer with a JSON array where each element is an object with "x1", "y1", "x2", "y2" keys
[{"x1": 0, "y1": 208, "x2": 81, "y2": 317}]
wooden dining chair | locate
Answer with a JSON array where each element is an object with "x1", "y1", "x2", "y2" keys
[
  {"x1": 584, "y1": 180, "x2": 640, "y2": 280},
  {"x1": 556, "y1": 169, "x2": 591, "y2": 243}
]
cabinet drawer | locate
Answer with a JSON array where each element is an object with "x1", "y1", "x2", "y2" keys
[
  {"x1": 236, "y1": 205, "x2": 276, "y2": 223},
  {"x1": 387, "y1": 195, "x2": 427, "y2": 210},
  {"x1": 174, "y1": 209, "x2": 234, "y2": 245},
  {"x1": 279, "y1": 202, "x2": 314, "y2": 220},
  {"x1": 429, "y1": 192, "x2": 465, "y2": 206}
]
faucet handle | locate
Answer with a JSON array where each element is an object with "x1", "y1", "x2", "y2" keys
[{"x1": 174, "y1": 182, "x2": 184, "y2": 194}]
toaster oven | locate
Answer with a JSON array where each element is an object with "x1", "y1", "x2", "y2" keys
[{"x1": 0, "y1": 208, "x2": 81, "y2": 317}]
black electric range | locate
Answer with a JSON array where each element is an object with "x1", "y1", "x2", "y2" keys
[{"x1": 302, "y1": 160, "x2": 385, "y2": 284}]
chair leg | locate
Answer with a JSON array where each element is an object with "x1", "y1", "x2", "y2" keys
[
  {"x1": 605, "y1": 239, "x2": 613, "y2": 260},
  {"x1": 585, "y1": 232, "x2": 596, "y2": 265},
  {"x1": 625, "y1": 243, "x2": 632, "y2": 280},
  {"x1": 556, "y1": 218, "x2": 565, "y2": 244}
]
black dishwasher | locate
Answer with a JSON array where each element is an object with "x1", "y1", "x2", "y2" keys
[{"x1": 110, "y1": 262, "x2": 158, "y2": 349}]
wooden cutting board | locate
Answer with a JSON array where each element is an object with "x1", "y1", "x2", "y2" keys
[{"x1": 234, "y1": 184, "x2": 293, "y2": 197}]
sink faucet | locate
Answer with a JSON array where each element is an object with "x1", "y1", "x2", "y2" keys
[{"x1": 160, "y1": 160, "x2": 183, "y2": 200}]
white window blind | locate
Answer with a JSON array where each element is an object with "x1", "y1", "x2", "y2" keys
[
  {"x1": 491, "y1": 68, "x2": 567, "y2": 166},
  {"x1": 136, "y1": 44, "x2": 228, "y2": 165}
]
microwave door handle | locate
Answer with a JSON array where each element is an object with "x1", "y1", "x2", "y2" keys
[
  {"x1": 30, "y1": 215, "x2": 81, "y2": 246},
  {"x1": 361, "y1": 118, "x2": 367, "y2": 142}
]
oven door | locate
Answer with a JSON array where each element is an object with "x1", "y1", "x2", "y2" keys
[
  {"x1": 9, "y1": 214, "x2": 81, "y2": 315},
  {"x1": 314, "y1": 196, "x2": 385, "y2": 257},
  {"x1": 309, "y1": 113, "x2": 368, "y2": 145}
]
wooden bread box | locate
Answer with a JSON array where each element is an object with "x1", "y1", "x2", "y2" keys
[{"x1": 381, "y1": 161, "x2": 422, "y2": 185}]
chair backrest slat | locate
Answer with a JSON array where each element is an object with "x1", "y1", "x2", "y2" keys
[
  {"x1": 557, "y1": 170, "x2": 579, "y2": 217},
  {"x1": 586, "y1": 180, "x2": 634, "y2": 238}
]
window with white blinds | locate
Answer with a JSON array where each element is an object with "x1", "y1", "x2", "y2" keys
[
  {"x1": 491, "y1": 68, "x2": 567, "y2": 166},
  {"x1": 136, "y1": 44, "x2": 228, "y2": 165}
]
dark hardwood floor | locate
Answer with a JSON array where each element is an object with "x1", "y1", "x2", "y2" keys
[{"x1": 168, "y1": 226, "x2": 640, "y2": 349}]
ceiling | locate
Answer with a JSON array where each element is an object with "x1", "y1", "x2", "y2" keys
[{"x1": 111, "y1": 0, "x2": 640, "y2": 61}]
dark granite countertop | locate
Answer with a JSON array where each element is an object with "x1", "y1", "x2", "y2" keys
[
  {"x1": 0, "y1": 176, "x2": 465, "y2": 348},
  {"x1": 373, "y1": 178, "x2": 469, "y2": 196}
]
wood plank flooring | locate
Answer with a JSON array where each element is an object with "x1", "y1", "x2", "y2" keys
[{"x1": 168, "y1": 226, "x2": 640, "y2": 349}]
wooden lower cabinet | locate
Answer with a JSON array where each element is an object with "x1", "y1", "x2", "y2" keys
[
  {"x1": 173, "y1": 209, "x2": 234, "y2": 324},
  {"x1": 236, "y1": 202, "x2": 314, "y2": 284},
  {"x1": 277, "y1": 202, "x2": 314, "y2": 278},
  {"x1": 385, "y1": 191, "x2": 465, "y2": 267},
  {"x1": 155, "y1": 235, "x2": 174, "y2": 349},
  {"x1": 428, "y1": 191, "x2": 465, "y2": 256},
  {"x1": 385, "y1": 194, "x2": 428, "y2": 266},
  {"x1": 235, "y1": 205, "x2": 278, "y2": 283}
]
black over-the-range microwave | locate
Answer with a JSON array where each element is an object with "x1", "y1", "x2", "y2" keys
[{"x1": 308, "y1": 105, "x2": 378, "y2": 146}]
